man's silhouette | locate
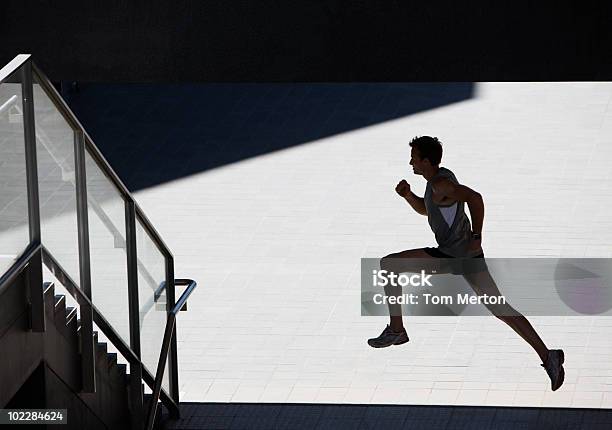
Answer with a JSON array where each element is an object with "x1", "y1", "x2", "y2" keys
[{"x1": 368, "y1": 136, "x2": 565, "y2": 391}]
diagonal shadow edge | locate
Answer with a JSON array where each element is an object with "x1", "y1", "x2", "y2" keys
[{"x1": 62, "y1": 82, "x2": 474, "y2": 192}]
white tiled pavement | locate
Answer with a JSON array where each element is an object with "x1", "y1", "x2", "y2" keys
[
  {"x1": 130, "y1": 82, "x2": 612, "y2": 408},
  {"x1": 5, "y1": 82, "x2": 611, "y2": 408}
]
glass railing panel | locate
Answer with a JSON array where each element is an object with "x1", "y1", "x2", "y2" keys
[
  {"x1": 85, "y1": 146, "x2": 130, "y2": 344},
  {"x1": 32, "y1": 76, "x2": 80, "y2": 283},
  {"x1": 0, "y1": 70, "x2": 30, "y2": 274},
  {"x1": 136, "y1": 216, "x2": 170, "y2": 393}
]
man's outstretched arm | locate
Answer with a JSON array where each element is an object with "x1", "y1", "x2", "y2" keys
[
  {"x1": 433, "y1": 178, "x2": 484, "y2": 233},
  {"x1": 395, "y1": 179, "x2": 427, "y2": 216}
]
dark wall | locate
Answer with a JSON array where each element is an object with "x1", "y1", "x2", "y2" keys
[{"x1": 1, "y1": 1, "x2": 611, "y2": 81}]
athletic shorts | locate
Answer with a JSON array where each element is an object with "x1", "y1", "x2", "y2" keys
[{"x1": 423, "y1": 247, "x2": 488, "y2": 275}]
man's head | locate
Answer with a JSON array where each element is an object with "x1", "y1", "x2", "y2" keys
[{"x1": 409, "y1": 136, "x2": 443, "y2": 176}]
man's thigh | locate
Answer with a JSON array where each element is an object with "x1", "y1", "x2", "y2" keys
[
  {"x1": 462, "y1": 269, "x2": 504, "y2": 296},
  {"x1": 381, "y1": 248, "x2": 455, "y2": 275},
  {"x1": 462, "y1": 268, "x2": 521, "y2": 316}
]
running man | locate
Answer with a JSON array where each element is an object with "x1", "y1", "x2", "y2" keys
[{"x1": 367, "y1": 136, "x2": 565, "y2": 391}]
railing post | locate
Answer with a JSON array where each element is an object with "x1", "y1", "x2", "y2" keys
[
  {"x1": 145, "y1": 314, "x2": 176, "y2": 430},
  {"x1": 126, "y1": 200, "x2": 144, "y2": 430},
  {"x1": 166, "y1": 255, "x2": 180, "y2": 415},
  {"x1": 74, "y1": 129, "x2": 96, "y2": 393},
  {"x1": 145, "y1": 279, "x2": 195, "y2": 429},
  {"x1": 20, "y1": 58, "x2": 45, "y2": 332}
]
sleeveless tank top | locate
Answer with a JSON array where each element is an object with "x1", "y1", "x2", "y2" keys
[{"x1": 424, "y1": 167, "x2": 480, "y2": 257}]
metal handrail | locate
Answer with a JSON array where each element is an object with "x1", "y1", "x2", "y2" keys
[
  {"x1": 145, "y1": 279, "x2": 197, "y2": 430},
  {"x1": 0, "y1": 54, "x2": 31, "y2": 83},
  {"x1": 0, "y1": 242, "x2": 42, "y2": 293},
  {"x1": 41, "y1": 246, "x2": 180, "y2": 416}
]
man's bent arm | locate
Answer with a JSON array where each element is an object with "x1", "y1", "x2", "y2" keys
[
  {"x1": 405, "y1": 192, "x2": 427, "y2": 216},
  {"x1": 433, "y1": 179, "x2": 484, "y2": 232},
  {"x1": 466, "y1": 192, "x2": 484, "y2": 234}
]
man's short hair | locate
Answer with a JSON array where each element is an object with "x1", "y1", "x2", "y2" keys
[{"x1": 409, "y1": 136, "x2": 443, "y2": 166}]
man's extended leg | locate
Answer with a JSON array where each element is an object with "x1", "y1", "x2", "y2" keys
[
  {"x1": 462, "y1": 268, "x2": 565, "y2": 391},
  {"x1": 462, "y1": 269, "x2": 548, "y2": 360}
]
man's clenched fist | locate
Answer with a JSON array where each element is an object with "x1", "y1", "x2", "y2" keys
[{"x1": 395, "y1": 179, "x2": 411, "y2": 198}]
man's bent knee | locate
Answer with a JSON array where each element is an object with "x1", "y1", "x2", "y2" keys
[
  {"x1": 380, "y1": 249, "x2": 433, "y2": 274},
  {"x1": 380, "y1": 255, "x2": 396, "y2": 272}
]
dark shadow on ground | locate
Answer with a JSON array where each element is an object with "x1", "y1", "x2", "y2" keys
[
  {"x1": 160, "y1": 402, "x2": 612, "y2": 430},
  {"x1": 64, "y1": 83, "x2": 473, "y2": 192}
]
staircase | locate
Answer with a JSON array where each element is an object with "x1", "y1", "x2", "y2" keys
[
  {"x1": 0, "y1": 55, "x2": 195, "y2": 429},
  {"x1": 46, "y1": 282, "x2": 133, "y2": 427},
  {"x1": 1, "y1": 279, "x2": 138, "y2": 429}
]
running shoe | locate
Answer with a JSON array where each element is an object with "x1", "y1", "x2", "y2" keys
[
  {"x1": 542, "y1": 349, "x2": 565, "y2": 391},
  {"x1": 367, "y1": 324, "x2": 409, "y2": 348}
]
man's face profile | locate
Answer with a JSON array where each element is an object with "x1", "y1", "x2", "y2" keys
[{"x1": 409, "y1": 147, "x2": 428, "y2": 176}]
